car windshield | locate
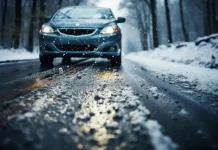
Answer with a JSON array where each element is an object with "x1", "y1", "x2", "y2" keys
[{"x1": 53, "y1": 7, "x2": 114, "y2": 20}]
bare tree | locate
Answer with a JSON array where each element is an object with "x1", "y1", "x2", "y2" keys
[
  {"x1": 59, "y1": 0, "x2": 63, "y2": 8},
  {"x1": 137, "y1": 4, "x2": 148, "y2": 50},
  {"x1": 213, "y1": 0, "x2": 218, "y2": 33},
  {"x1": 12, "y1": 0, "x2": 22, "y2": 48},
  {"x1": 150, "y1": 0, "x2": 158, "y2": 47},
  {"x1": 27, "y1": 0, "x2": 37, "y2": 52},
  {"x1": 179, "y1": 0, "x2": 189, "y2": 41},
  {"x1": 39, "y1": 0, "x2": 45, "y2": 28},
  {"x1": 208, "y1": 0, "x2": 218, "y2": 33},
  {"x1": 1, "y1": 0, "x2": 7, "y2": 46},
  {"x1": 165, "y1": 0, "x2": 172, "y2": 43}
]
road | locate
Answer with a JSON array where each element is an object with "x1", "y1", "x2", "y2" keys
[{"x1": 0, "y1": 58, "x2": 218, "y2": 150}]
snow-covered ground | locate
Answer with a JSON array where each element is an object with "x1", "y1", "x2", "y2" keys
[
  {"x1": 0, "y1": 48, "x2": 39, "y2": 62},
  {"x1": 126, "y1": 34, "x2": 218, "y2": 95}
]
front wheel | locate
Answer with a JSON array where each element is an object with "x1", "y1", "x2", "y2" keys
[
  {"x1": 110, "y1": 56, "x2": 121, "y2": 66},
  {"x1": 62, "y1": 56, "x2": 71, "y2": 64},
  {"x1": 40, "y1": 55, "x2": 54, "y2": 64}
]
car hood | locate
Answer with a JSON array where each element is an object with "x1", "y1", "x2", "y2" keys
[{"x1": 50, "y1": 19, "x2": 115, "y2": 28}]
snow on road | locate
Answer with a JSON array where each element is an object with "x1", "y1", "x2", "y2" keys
[
  {"x1": 126, "y1": 35, "x2": 218, "y2": 95},
  {"x1": 1, "y1": 66, "x2": 178, "y2": 150}
]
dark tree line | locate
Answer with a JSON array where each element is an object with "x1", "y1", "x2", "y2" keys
[
  {"x1": 0, "y1": 0, "x2": 84, "y2": 51},
  {"x1": 0, "y1": 0, "x2": 218, "y2": 51},
  {"x1": 0, "y1": 0, "x2": 8, "y2": 48},
  {"x1": 205, "y1": 0, "x2": 218, "y2": 34},
  {"x1": 130, "y1": 0, "x2": 218, "y2": 49},
  {"x1": 151, "y1": 0, "x2": 217, "y2": 48}
]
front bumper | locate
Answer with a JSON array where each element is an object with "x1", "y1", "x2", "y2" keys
[{"x1": 39, "y1": 31, "x2": 122, "y2": 58}]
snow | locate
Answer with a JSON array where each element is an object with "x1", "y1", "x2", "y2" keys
[
  {"x1": 145, "y1": 120, "x2": 178, "y2": 150},
  {"x1": 31, "y1": 95, "x2": 54, "y2": 112},
  {"x1": 122, "y1": 87, "x2": 177, "y2": 150},
  {"x1": 127, "y1": 41, "x2": 218, "y2": 68},
  {"x1": 0, "y1": 48, "x2": 38, "y2": 62},
  {"x1": 149, "y1": 87, "x2": 159, "y2": 99},
  {"x1": 12, "y1": 95, "x2": 54, "y2": 121},
  {"x1": 196, "y1": 33, "x2": 218, "y2": 45},
  {"x1": 178, "y1": 109, "x2": 189, "y2": 116},
  {"x1": 105, "y1": 121, "x2": 119, "y2": 129},
  {"x1": 125, "y1": 36, "x2": 218, "y2": 94},
  {"x1": 59, "y1": 67, "x2": 64, "y2": 74},
  {"x1": 130, "y1": 109, "x2": 147, "y2": 125},
  {"x1": 15, "y1": 112, "x2": 34, "y2": 121}
]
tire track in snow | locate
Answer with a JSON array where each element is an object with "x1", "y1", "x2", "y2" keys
[{"x1": 0, "y1": 65, "x2": 177, "y2": 150}]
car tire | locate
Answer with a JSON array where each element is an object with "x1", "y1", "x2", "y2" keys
[
  {"x1": 40, "y1": 55, "x2": 54, "y2": 64},
  {"x1": 62, "y1": 56, "x2": 71, "y2": 64},
  {"x1": 110, "y1": 56, "x2": 121, "y2": 66}
]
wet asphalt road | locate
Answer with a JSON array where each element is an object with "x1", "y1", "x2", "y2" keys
[{"x1": 0, "y1": 58, "x2": 218, "y2": 150}]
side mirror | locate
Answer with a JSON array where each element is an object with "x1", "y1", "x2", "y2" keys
[
  {"x1": 116, "y1": 17, "x2": 126, "y2": 23},
  {"x1": 44, "y1": 16, "x2": 52, "y2": 22}
]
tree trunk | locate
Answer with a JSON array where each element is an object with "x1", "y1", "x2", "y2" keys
[
  {"x1": 216, "y1": 0, "x2": 218, "y2": 32},
  {"x1": 204, "y1": 0, "x2": 209, "y2": 35},
  {"x1": 1, "y1": 0, "x2": 7, "y2": 47},
  {"x1": 150, "y1": 0, "x2": 158, "y2": 48},
  {"x1": 214, "y1": 0, "x2": 218, "y2": 32},
  {"x1": 210, "y1": 0, "x2": 217, "y2": 33},
  {"x1": 138, "y1": 11, "x2": 148, "y2": 50},
  {"x1": 27, "y1": 0, "x2": 37, "y2": 52},
  {"x1": 165, "y1": 0, "x2": 172, "y2": 43},
  {"x1": 0, "y1": 0, "x2": 2, "y2": 45},
  {"x1": 136, "y1": 2, "x2": 148, "y2": 50},
  {"x1": 12, "y1": 0, "x2": 22, "y2": 49},
  {"x1": 59, "y1": 0, "x2": 63, "y2": 8},
  {"x1": 179, "y1": 0, "x2": 189, "y2": 41},
  {"x1": 207, "y1": 0, "x2": 212, "y2": 34},
  {"x1": 39, "y1": 0, "x2": 45, "y2": 27},
  {"x1": 205, "y1": 0, "x2": 217, "y2": 34}
]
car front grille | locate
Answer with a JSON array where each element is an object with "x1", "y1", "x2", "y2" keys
[
  {"x1": 58, "y1": 28, "x2": 96, "y2": 36},
  {"x1": 55, "y1": 44, "x2": 97, "y2": 51}
]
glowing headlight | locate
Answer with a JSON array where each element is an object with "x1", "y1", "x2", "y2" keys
[
  {"x1": 100, "y1": 25, "x2": 118, "y2": 34},
  {"x1": 40, "y1": 25, "x2": 54, "y2": 33}
]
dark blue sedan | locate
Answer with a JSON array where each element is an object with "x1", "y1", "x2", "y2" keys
[{"x1": 39, "y1": 6, "x2": 126, "y2": 65}]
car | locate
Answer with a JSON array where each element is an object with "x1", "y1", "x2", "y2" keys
[{"x1": 39, "y1": 6, "x2": 126, "y2": 65}]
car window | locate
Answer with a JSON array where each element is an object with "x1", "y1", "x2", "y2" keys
[{"x1": 53, "y1": 7, "x2": 115, "y2": 20}]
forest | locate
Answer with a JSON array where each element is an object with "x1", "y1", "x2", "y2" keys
[{"x1": 0, "y1": 0, "x2": 218, "y2": 51}]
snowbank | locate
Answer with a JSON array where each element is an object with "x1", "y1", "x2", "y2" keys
[
  {"x1": 125, "y1": 34, "x2": 218, "y2": 94},
  {"x1": 128, "y1": 38, "x2": 218, "y2": 68},
  {"x1": 0, "y1": 48, "x2": 39, "y2": 62}
]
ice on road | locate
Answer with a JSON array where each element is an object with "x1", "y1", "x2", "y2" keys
[{"x1": 1, "y1": 66, "x2": 177, "y2": 150}]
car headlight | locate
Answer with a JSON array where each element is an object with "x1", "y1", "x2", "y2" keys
[
  {"x1": 40, "y1": 25, "x2": 54, "y2": 33},
  {"x1": 100, "y1": 24, "x2": 118, "y2": 34}
]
